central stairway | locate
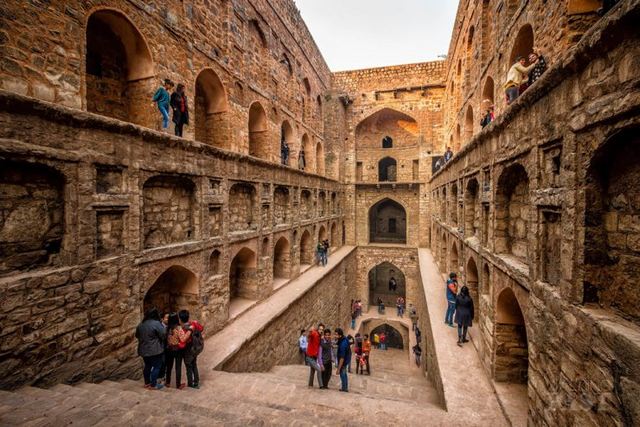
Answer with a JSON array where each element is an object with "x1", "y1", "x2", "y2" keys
[{"x1": 0, "y1": 348, "x2": 446, "y2": 426}]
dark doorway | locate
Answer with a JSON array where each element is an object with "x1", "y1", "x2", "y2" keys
[
  {"x1": 369, "y1": 199, "x2": 407, "y2": 244},
  {"x1": 371, "y1": 324, "x2": 404, "y2": 349}
]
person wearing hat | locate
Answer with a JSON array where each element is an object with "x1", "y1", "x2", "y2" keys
[
  {"x1": 445, "y1": 272, "x2": 458, "y2": 327},
  {"x1": 504, "y1": 55, "x2": 538, "y2": 105},
  {"x1": 152, "y1": 78, "x2": 174, "y2": 131}
]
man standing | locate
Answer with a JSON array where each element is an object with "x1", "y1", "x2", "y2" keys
[
  {"x1": 396, "y1": 296, "x2": 405, "y2": 318},
  {"x1": 409, "y1": 304, "x2": 419, "y2": 331},
  {"x1": 379, "y1": 332, "x2": 387, "y2": 351},
  {"x1": 319, "y1": 328, "x2": 333, "y2": 389},
  {"x1": 336, "y1": 328, "x2": 350, "y2": 392},
  {"x1": 306, "y1": 326, "x2": 323, "y2": 388},
  {"x1": 504, "y1": 55, "x2": 538, "y2": 104},
  {"x1": 170, "y1": 83, "x2": 189, "y2": 137},
  {"x1": 445, "y1": 273, "x2": 458, "y2": 327},
  {"x1": 444, "y1": 147, "x2": 453, "y2": 163}
]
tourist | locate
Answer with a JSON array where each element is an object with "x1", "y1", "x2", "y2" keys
[
  {"x1": 351, "y1": 310, "x2": 357, "y2": 330},
  {"x1": 415, "y1": 326, "x2": 422, "y2": 345},
  {"x1": 373, "y1": 332, "x2": 380, "y2": 349},
  {"x1": 298, "y1": 149, "x2": 306, "y2": 170},
  {"x1": 335, "y1": 328, "x2": 350, "y2": 392},
  {"x1": 180, "y1": 309, "x2": 204, "y2": 389},
  {"x1": 157, "y1": 312, "x2": 169, "y2": 384},
  {"x1": 455, "y1": 286, "x2": 475, "y2": 346},
  {"x1": 316, "y1": 241, "x2": 327, "y2": 266},
  {"x1": 377, "y1": 297, "x2": 385, "y2": 315},
  {"x1": 346, "y1": 334, "x2": 355, "y2": 373},
  {"x1": 318, "y1": 323, "x2": 325, "y2": 336},
  {"x1": 305, "y1": 326, "x2": 324, "y2": 388},
  {"x1": 396, "y1": 296, "x2": 405, "y2": 318},
  {"x1": 435, "y1": 156, "x2": 443, "y2": 171},
  {"x1": 444, "y1": 146, "x2": 453, "y2": 162},
  {"x1": 504, "y1": 55, "x2": 538, "y2": 105},
  {"x1": 413, "y1": 343, "x2": 422, "y2": 366},
  {"x1": 445, "y1": 272, "x2": 458, "y2": 327},
  {"x1": 298, "y1": 329, "x2": 308, "y2": 364},
  {"x1": 354, "y1": 333, "x2": 364, "y2": 375},
  {"x1": 379, "y1": 332, "x2": 387, "y2": 351},
  {"x1": 362, "y1": 334, "x2": 371, "y2": 375},
  {"x1": 527, "y1": 51, "x2": 547, "y2": 87},
  {"x1": 135, "y1": 308, "x2": 166, "y2": 390},
  {"x1": 480, "y1": 103, "x2": 494, "y2": 128},
  {"x1": 322, "y1": 239, "x2": 330, "y2": 263},
  {"x1": 152, "y1": 79, "x2": 173, "y2": 131},
  {"x1": 170, "y1": 83, "x2": 189, "y2": 137},
  {"x1": 280, "y1": 136, "x2": 289, "y2": 165},
  {"x1": 388, "y1": 276, "x2": 397, "y2": 292},
  {"x1": 331, "y1": 330, "x2": 339, "y2": 368},
  {"x1": 355, "y1": 300, "x2": 362, "y2": 317},
  {"x1": 319, "y1": 328, "x2": 333, "y2": 389},
  {"x1": 409, "y1": 304, "x2": 419, "y2": 331},
  {"x1": 165, "y1": 312, "x2": 185, "y2": 389}
]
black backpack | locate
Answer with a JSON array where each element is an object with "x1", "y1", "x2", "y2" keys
[{"x1": 188, "y1": 328, "x2": 204, "y2": 356}]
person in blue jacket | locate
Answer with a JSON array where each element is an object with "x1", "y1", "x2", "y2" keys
[
  {"x1": 152, "y1": 79, "x2": 173, "y2": 130},
  {"x1": 336, "y1": 328, "x2": 351, "y2": 392}
]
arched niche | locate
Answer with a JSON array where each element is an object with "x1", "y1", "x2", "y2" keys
[
  {"x1": 144, "y1": 265, "x2": 199, "y2": 316},
  {"x1": 465, "y1": 105, "x2": 474, "y2": 142},
  {"x1": 85, "y1": 9, "x2": 155, "y2": 127},
  {"x1": 369, "y1": 198, "x2": 407, "y2": 244},
  {"x1": 299, "y1": 230, "x2": 313, "y2": 266},
  {"x1": 195, "y1": 68, "x2": 228, "y2": 148},
  {"x1": 495, "y1": 287, "x2": 528, "y2": 384},
  {"x1": 495, "y1": 164, "x2": 530, "y2": 261},
  {"x1": 273, "y1": 236, "x2": 290, "y2": 280},
  {"x1": 280, "y1": 121, "x2": 294, "y2": 166},
  {"x1": 370, "y1": 323, "x2": 405, "y2": 349},
  {"x1": 509, "y1": 24, "x2": 534, "y2": 66},
  {"x1": 378, "y1": 157, "x2": 397, "y2": 182},
  {"x1": 248, "y1": 102, "x2": 269, "y2": 160},
  {"x1": 229, "y1": 247, "x2": 257, "y2": 304}
]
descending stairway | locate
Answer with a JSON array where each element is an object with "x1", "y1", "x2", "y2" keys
[{"x1": 0, "y1": 348, "x2": 446, "y2": 426}]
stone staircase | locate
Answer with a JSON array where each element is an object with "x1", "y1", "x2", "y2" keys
[{"x1": 0, "y1": 349, "x2": 447, "y2": 426}]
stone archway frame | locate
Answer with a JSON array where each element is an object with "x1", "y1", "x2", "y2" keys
[
  {"x1": 360, "y1": 318, "x2": 410, "y2": 352},
  {"x1": 366, "y1": 195, "x2": 411, "y2": 245}
]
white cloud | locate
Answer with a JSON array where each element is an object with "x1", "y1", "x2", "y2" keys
[{"x1": 295, "y1": 0, "x2": 457, "y2": 71}]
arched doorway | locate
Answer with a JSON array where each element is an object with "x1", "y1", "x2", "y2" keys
[
  {"x1": 248, "y1": 102, "x2": 268, "y2": 160},
  {"x1": 85, "y1": 10, "x2": 154, "y2": 127},
  {"x1": 466, "y1": 257, "x2": 479, "y2": 309},
  {"x1": 509, "y1": 24, "x2": 534, "y2": 66},
  {"x1": 482, "y1": 76, "x2": 495, "y2": 106},
  {"x1": 465, "y1": 178, "x2": 480, "y2": 237},
  {"x1": 495, "y1": 288, "x2": 528, "y2": 383},
  {"x1": 370, "y1": 324, "x2": 404, "y2": 349},
  {"x1": 369, "y1": 199, "x2": 407, "y2": 244},
  {"x1": 273, "y1": 237, "x2": 290, "y2": 281},
  {"x1": 281, "y1": 121, "x2": 293, "y2": 165},
  {"x1": 195, "y1": 69, "x2": 228, "y2": 148},
  {"x1": 318, "y1": 225, "x2": 327, "y2": 242},
  {"x1": 330, "y1": 222, "x2": 338, "y2": 250},
  {"x1": 299, "y1": 230, "x2": 313, "y2": 267},
  {"x1": 450, "y1": 241, "x2": 459, "y2": 274},
  {"x1": 495, "y1": 164, "x2": 529, "y2": 261},
  {"x1": 378, "y1": 157, "x2": 397, "y2": 182},
  {"x1": 229, "y1": 247, "x2": 257, "y2": 304},
  {"x1": 368, "y1": 262, "x2": 405, "y2": 310},
  {"x1": 144, "y1": 266, "x2": 198, "y2": 316},
  {"x1": 465, "y1": 105, "x2": 474, "y2": 143},
  {"x1": 315, "y1": 142, "x2": 325, "y2": 175}
]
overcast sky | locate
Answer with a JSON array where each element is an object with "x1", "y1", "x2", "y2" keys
[{"x1": 294, "y1": 0, "x2": 458, "y2": 72}]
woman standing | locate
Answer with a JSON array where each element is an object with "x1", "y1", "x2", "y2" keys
[
  {"x1": 165, "y1": 312, "x2": 187, "y2": 389},
  {"x1": 135, "y1": 308, "x2": 166, "y2": 390},
  {"x1": 455, "y1": 286, "x2": 475, "y2": 346},
  {"x1": 170, "y1": 83, "x2": 189, "y2": 137}
]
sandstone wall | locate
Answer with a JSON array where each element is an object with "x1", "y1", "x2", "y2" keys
[
  {"x1": 0, "y1": 91, "x2": 344, "y2": 389},
  {"x1": 430, "y1": 3, "x2": 640, "y2": 425},
  {"x1": 220, "y1": 249, "x2": 357, "y2": 371}
]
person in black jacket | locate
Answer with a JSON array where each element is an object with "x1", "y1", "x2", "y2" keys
[
  {"x1": 135, "y1": 307, "x2": 167, "y2": 389},
  {"x1": 170, "y1": 83, "x2": 189, "y2": 137},
  {"x1": 454, "y1": 286, "x2": 474, "y2": 346}
]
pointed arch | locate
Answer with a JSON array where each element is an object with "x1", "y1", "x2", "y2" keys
[
  {"x1": 273, "y1": 236, "x2": 291, "y2": 280},
  {"x1": 195, "y1": 68, "x2": 228, "y2": 148},
  {"x1": 248, "y1": 102, "x2": 269, "y2": 160},
  {"x1": 369, "y1": 198, "x2": 407, "y2": 244}
]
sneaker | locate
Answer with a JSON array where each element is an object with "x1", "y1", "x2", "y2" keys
[
  {"x1": 462, "y1": 339, "x2": 469, "y2": 343},
  {"x1": 154, "y1": 384, "x2": 165, "y2": 390}
]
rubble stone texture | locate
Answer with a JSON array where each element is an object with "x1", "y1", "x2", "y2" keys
[{"x1": 0, "y1": 0, "x2": 639, "y2": 426}]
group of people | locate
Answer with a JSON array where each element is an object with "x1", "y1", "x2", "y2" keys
[
  {"x1": 299, "y1": 324, "x2": 373, "y2": 393},
  {"x1": 504, "y1": 51, "x2": 548, "y2": 106},
  {"x1": 152, "y1": 79, "x2": 190, "y2": 137},
  {"x1": 316, "y1": 239, "x2": 331, "y2": 266},
  {"x1": 435, "y1": 146, "x2": 455, "y2": 171},
  {"x1": 444, "y1": 272, "x2": 475, "y2": 346},
  {"x1": 135, "y1": 308, "x2": 205, "y2": 390}
]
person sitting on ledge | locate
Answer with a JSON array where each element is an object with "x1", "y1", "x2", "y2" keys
[{"x1": 444, "y1": 146, "x2": 453, "y2": 162}]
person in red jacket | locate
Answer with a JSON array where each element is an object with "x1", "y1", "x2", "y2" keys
[
  {"x1": 179, "y1": 310, "x2": 204, "y2": 389},
  {"x1": 306, "y1": 326, "x2": 324, "y2": 388}
]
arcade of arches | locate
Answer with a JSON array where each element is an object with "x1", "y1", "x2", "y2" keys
[{"x1": 0, "y1": 0, "x2": 638, "y2": 426}]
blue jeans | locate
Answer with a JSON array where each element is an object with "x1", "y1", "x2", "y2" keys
[
  {"x1": 351, "y1": 318, "x2": 356, "y2": 329},
  {"x1": 143, "y1": 353, "x2": 164, "y2": 386},
  {"x1": 506, "y1": 86, "x2": 519, "y2": 104},
  {"x1": 158, "y1": 103, "x2": 170, "y2": 128},
  {"x1": 339, "y1": 366, "x2": 348, "y2": 391},
  {"x1": 445, "y1": 300, "x2": 456, "y2": 325}
]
